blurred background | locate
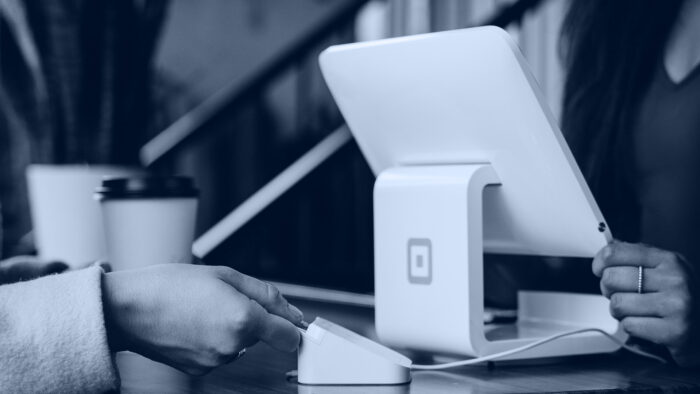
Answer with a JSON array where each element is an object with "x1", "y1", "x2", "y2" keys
[{"x1": 0, "y1": 0, "x2": 568, "y2": 295}]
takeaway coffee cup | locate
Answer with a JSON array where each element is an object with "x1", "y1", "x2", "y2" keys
[
  {"x1": 95, "y1": 176, "x2": 198, "y2": 271},
  {"x1": 27, "y1": 165, "x2": 140, "y2": 268}
]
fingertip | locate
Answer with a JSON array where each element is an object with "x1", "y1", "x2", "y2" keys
[
  {"x1": 600, "y1": 281, "x2": 611, "y2": 299},
  {"x1": 273, "y1": 328, "x2": 301, "y2": 353},
  {"x1": 603, "y1": 243, "x2": 615, "y2": 258},
  {"x1": 260, "y1": 313, "x2": 303, "y2": 353},
  {"x1": 592, "y1": 248, "x2": 606, "y2": 277},
  {"x1": 281, "y1": 321, "x2": 302, "y2": 353},
  {"x1": 287, "y1": 303, "x2": 304, "y2": 325},
  {"x1": 592, "y1": 259, "x2": 600, "y2": 277},
  {"x1": 290, "y1": 329, "x2": 302, "y2": 353}
]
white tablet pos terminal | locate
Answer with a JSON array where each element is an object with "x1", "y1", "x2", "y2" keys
[{"x1": 319, "y1": 26, "x2": 624, "y2": 360}]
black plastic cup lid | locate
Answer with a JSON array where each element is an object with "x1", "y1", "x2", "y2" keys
[{"x1": 95, "y1": 176, "x2": 198, "y2": 200}]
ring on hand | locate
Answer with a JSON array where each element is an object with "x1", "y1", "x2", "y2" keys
[
  {"x1": 234, "y1": 348, "x2": 247, "y2": 361},
  {"x1": 637, "y1": 266, "x2": 644, "y2": 294}
]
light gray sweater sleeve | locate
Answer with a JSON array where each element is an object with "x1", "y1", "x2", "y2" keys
[{"x1": 0, "y1": 266, "x2": 119, "y2": 393}]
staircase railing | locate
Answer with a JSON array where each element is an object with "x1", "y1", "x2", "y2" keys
[{"x1": 140, "y1": 0, "x2": 371, "y2": 167}]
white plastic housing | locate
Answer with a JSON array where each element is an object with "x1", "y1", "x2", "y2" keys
[{"x1": 297, "y1": 318, "x2": 412, "y2": 385}]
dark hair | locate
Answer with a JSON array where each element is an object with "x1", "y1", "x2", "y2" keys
[{"x1": 560, "y1": 0, "x2": 683, "y2": 240}]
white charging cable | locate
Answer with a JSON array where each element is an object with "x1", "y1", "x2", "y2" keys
[{"x1": 411, "y1": 328, "x2": 667, "y2": 370}]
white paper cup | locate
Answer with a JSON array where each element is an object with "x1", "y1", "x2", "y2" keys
[
  {"x1": 26, "y1": 165, "x2": 141, "y2": 268},
  {"x1": 96, "y1": 176, "x2": 198, "y2": 271}
]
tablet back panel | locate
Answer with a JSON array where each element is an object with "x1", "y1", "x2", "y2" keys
[{"x1": 320, "y1": 26, "x2": 611, "y2": 257}]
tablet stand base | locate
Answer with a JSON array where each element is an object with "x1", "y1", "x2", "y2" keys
[{"x1": 373, "y1": 164, "x2": 625, "y2": 360}]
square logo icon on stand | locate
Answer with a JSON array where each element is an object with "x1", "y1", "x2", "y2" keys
[{"x1": 407, "y1": 238, "x2": 432, "y2": 284}]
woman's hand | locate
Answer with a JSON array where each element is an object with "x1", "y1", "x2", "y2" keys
[
  {"x1": 593, "y1": 241, "x2": 700, "y2": 367},
  {"x1": 0, "y1": 256, "x2": 68, "y2": 285},
  {"x1": 102, "y1": 264, "x2": 304, "y2": 375}
]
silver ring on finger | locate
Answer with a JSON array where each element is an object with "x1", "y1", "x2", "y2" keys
[
  {"x1": 637, "y1": 266, "x2": 644, "y2": 294},
  {"x1": 230, "y1": 348, "x2": 247, "y2": 363}
]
